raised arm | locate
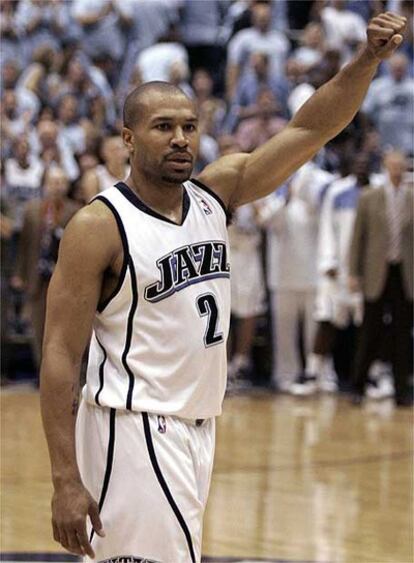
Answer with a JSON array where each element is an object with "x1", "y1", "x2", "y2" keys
[
  {"x1": 199, "y1": 12, "x2": 406, "y2": 208},
  {"x1": 40, "y1": 201, "x2": 122, "y2": 557}
]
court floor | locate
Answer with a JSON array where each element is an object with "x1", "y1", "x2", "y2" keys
[{"x1": 1, "y1": 385, "x2": 413, "y2": 562}]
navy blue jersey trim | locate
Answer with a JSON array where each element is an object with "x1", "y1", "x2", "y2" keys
[
  {"x1": 142, "y1": 412, "x2": 196, "y2": 563},
  {"x1": 94, "y1": 196, "x2": 129, "y2": 313},
  {"x1": 115, "y1": 181, "x2": 190, "y2": 226},
  {"x1": 94, "y1": 337, "x2": 107, "y2": 406},
  {"x1": 90, "y1": 408, "x2": 116, "y2": 544},
  {"x1": 123, "y1": 256, "x2": 139, "y2": 410},
  {"x1": 190, "y1": 178, "x2": 230, "y2": 221}
]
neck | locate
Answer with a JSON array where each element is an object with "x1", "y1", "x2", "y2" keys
[
  {"x1": 106, "y1": 161, "x2": 126, "y2": 180},
  {"x1": 125, "y1": 170, "x2": 185, "y2": 222}
]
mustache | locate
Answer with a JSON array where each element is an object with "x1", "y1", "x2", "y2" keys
[{"x1": 165, "y1": 151, "x2": 193, "y2": 162}]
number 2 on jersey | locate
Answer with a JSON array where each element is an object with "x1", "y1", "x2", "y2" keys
[{"x1": 196, "y1": 293, "x2": 224, "y2": 347}]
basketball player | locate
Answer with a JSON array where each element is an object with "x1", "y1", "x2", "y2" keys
[{"x1": 40, "y1": 13, "x2": 406, "y2": 562}]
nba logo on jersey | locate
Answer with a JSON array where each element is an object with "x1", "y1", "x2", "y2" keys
[
  {"x1": 157, "y1": 416, "x2": 167, "y2": 434},
  {"x1": 200, "y1": 198, "x2": 213, "y2": 215}
]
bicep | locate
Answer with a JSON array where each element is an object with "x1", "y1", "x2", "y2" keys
[{"x1": 235, "y1": 125, "x2": 322, "y2": 206}]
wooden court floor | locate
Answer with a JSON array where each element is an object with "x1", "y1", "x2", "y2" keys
[{"x1": 1, "y1": 386, "x2": 413, "y2": 563}]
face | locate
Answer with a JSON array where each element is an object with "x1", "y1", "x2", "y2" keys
[
  {"x1": 389, "y1": 54, "x2": 408, "y2": 81},
  {"x1": 58, "y1": 95, "x2": 77, "y2": 123},
  {"x1": 352, "y1": 154, "x2": 370, "y2": 185},
  {"x1": 252, "y1": 4, "x2": 271, "y2": 32},
  {"x1": 192, "y1": 69, "x2": 213, "y2": 97},
  {"x1": 384, "y1": 151, "x2": 407, "y2": 183},
  {"x1": 122, "y1": 93, "x2": 200, "y2": 185},
  {"x1": 44, "y1": 168, "x2": 69, "y2": 199},
  {"x1": 102, "y1": 136, "x2": 128, "y2": 166}
]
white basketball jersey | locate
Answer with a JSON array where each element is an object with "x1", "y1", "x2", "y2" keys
[{"x1": 83, "y1": 180, "x2": 231, "y2": 418}]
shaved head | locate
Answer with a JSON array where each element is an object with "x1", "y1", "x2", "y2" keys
[{"x1": 123, "y1": 81, "x2": 193, "y2": 129}]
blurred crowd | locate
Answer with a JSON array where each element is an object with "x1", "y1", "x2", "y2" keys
[{"x1": 1, "y1": 0, "x2": 413, "y2": 405}]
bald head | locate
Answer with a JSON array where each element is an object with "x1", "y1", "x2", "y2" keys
[{"x1": 123, "y1": 81, "x2": 193, "y2": 129}]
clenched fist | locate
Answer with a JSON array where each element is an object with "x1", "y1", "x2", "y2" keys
[{"x1": 366, "y1": 12, "x2": 407, "y2": 60}]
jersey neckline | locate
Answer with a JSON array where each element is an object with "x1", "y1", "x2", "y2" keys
[{"x1": 115, "y1": 181, "x2": 191, "y2": 226}]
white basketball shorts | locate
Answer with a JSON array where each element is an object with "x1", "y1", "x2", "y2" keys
[
  {"x1": 230, "y1": 246, "x2": 266, "y2": 318},
  {"x1": 76, "y1": 400, "x2": 215, "y2": 563},
  {"x1": 314, "y1": 277, "x2": 363, "y2": 327}
]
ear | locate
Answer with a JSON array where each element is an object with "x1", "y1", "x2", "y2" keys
[{"x1": 121, "y1": 127, "x2": 134, "y2": 154}]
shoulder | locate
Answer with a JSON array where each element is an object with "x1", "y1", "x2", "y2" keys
[
  {"x1": 197, "y1": 152, "x2": 249, "y2": 209},
  {"x1": 62, "y1": 200, "x2": 122, "y2": 263}
]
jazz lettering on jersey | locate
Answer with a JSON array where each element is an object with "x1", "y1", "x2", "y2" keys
[{"x1": 144, "y1": 240, "x2": 230, "y2": 303}]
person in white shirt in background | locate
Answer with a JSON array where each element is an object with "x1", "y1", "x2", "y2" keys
[
  {"x1": 256, "y1": 161, "x2": 334, "y2": 392},
  {"x1": 291, "y1": 151, "x2": 390, "y2": 396},
  {"x1": 320, "y1": 0, "x2": 367, "y2": 64},
  {"x1": 80, "y1": 136, "x2": 129, "y2": 203},
  {"x1": 219, "y1": 135, "x2": 266, "y2": 390}
]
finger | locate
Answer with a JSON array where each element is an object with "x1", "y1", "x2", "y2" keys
[
  {"x1": 368, "y1": 24, "x2": 395, "y2": 41},
  {"x1": 75, "y1": 524, "x2": 96, "y2": 559},
  {"x1": 58, "y1": 528, "x2": 70, "y2": 552},
  {"x1": 88, "y1": 502, "x2": 105, "y2": 537},
  {"x1": 66, "y1": 528, "x2": 85, "y2": 556},
  {"x1": 52, "y1": 520, "x2": 60, "y2": 544},
  {"x1": 372, "y1": 14, "x2": 406, "y2": 33}
]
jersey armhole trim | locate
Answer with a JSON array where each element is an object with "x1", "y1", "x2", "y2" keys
[
  {"x1": 93, "y1": 195, "x2": 129, "y2": 314},
  {"x1": 191, "y1": 178, "x2": 231, "y2": 223}
]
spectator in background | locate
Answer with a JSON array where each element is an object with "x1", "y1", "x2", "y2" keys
[
  {"x1": 235, "y1": 87, "x2": 287, "y2": 152},
  {"x1": 292, "y1": 152, "x2": 373, "y2": 395},
  {"x1": 32, "y1": 119, "x2": 79, "y2": 181},
  {"x1": 226, "y1": 0, "x2": 290, "y2": 100},
  {"x1": 221, "y1": 135, "x2": 266, "y2": 390},
  {"x1": 80, "y1": 136, "x2": 129, "y2": 203},
  {"x1": 71, "y1": 0, "x2": 124, "y2": 84},
  {"x1": 0, "y1": 1, "x2": 24, "y2": 70},
  {"x1": 292, "y1": 22, "x2": 327, "y2": 71},
  {"x1": 136, "y1": 25, "x2": 189, "y2": 84},
  {"x1": 362, "y1": 52, "x2": 414, "y2": 155},
  {"x1": 319, "y1": 0, "x2": 367, "y2": 63},
  {"x1": 192, "y1": 68, "x2": 226, "y2": 136},
  {"x1": 114, "y1": 0, "x2": 178, "y2": 93},
  {"x1": 256, "y1": 161, "x2": 334, "y2": 392},
  {"x1": 4, "y1": 136, "x2": 44, "y2": 242},
  {"x1": 56, "y1": 94, "x2": 86, "y2": 156},
  {"x1": 179, "y1": 0, "x2": 228, "y2": 91},
  {"x1": 11, "y1": 166, "x2": 79, "y2": 371},
  {"x1": 349, "y1": 150, "x2": 413, "y2": 407},
  {"x1": 15, "y1": 0, "x2": 72, "y2": 64},
  {"x1": 227, "y1": 51, "x2": 289, "y2": 131}
]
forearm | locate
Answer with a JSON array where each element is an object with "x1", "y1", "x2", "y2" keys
[
  {"x1": 291, "y1": 47, "x2": 379, "y2": 142},
  {"x1": 40, "y1": 346, "x2": 83, "y2": 489}
]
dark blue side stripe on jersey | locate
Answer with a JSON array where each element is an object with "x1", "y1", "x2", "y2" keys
[
  {"x1": 94, "y1": 337, "x2": 107, "y2": 406},
  {"x1": 94, "y1": 196, "x2": 129, "y2": 313},
  {"x1": 90, "y1": 408, "x2": 116, "y2": 544},
  {"x1": 123, "y1": 256, "x2": 139, "y2": 410},
  {"x1": 142, "y1": 412, "x2": 196, "y2": 563}
]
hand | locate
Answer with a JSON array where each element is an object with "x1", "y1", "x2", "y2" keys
[
  {"x1": 348, "y1": 276, "x2": 360, "y2": 293},
  {"x1": 366, "y1": 12, "x2": 406, "y2": 60},
  {"x1": 51, "y1": 481, "x2": 105, "y2": 557}
]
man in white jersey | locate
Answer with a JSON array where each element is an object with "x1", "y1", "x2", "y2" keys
[{"x1": 40, "y1": 13, "x2": 406, "y2": 562}]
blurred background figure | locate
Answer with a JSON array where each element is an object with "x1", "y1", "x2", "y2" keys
[
  {"x1": 80, "y1": 135, "x2": 129, "y2": 203},
  {"x1": 256, "y1": 160, "x2": 334, "y2": 392},
  {"x1": 291, "y1": 151, "x2": 373, "y2": 396},
  {"x1": 220, "y1": 135, "x2": 266, "y2": 392},
  {"x1": 362, "y1": 52, "x2": 414, "y2": 155},
  {"x1": 11, "y1": 166, "x2": 79, "y2": 373},
  {"x1": 349, "y1": 150, "x2": 413, "y2": 407}
]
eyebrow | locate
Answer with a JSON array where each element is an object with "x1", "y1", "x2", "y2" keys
[{"x1": 151, "y1": 116, "x2": 199, "y2": 124}]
